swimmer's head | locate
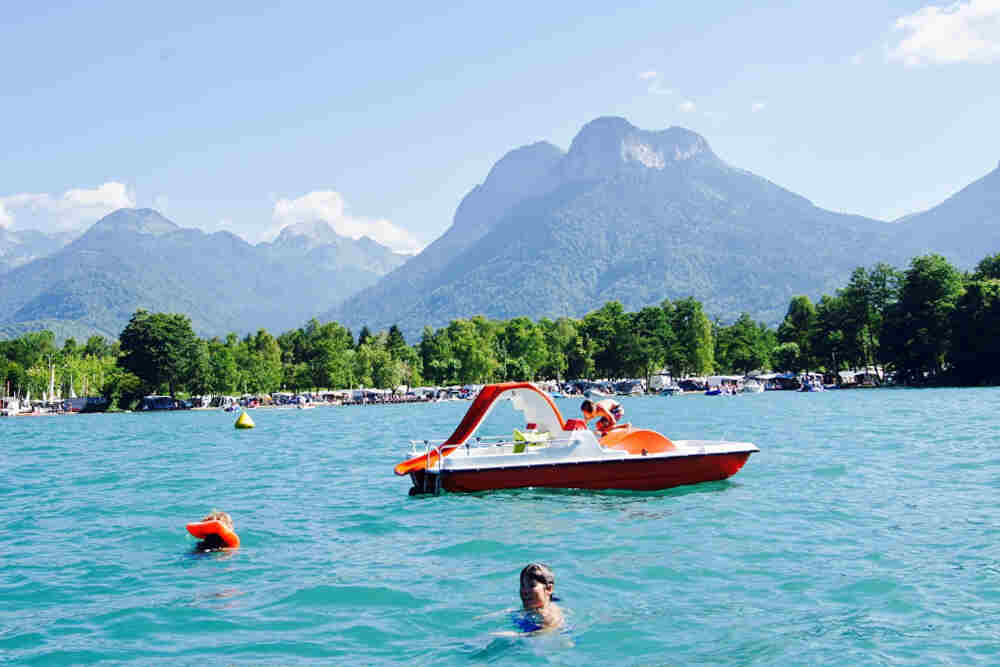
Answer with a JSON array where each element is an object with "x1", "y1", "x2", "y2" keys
[
  {"x1": 580, "y1": 400, "x2": 595, "y2": 418},
  {"x1": 520, "y1": 563, "x2": 555, "y2": 610}
]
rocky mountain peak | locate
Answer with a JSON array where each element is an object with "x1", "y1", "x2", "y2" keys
[
  {"x1": 88, "y1": 208, "x2": 179, "y2": 236},
  {"x1": 562, "y1": 117, "x2": 717, "y2": 181},
  {"x1": 273, "y1": 220, "x2": 343, "y2": 250}
]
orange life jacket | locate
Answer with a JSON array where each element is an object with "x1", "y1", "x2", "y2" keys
[{"x1": 186, "y1": 519, "x2": 240, "y2": 549}]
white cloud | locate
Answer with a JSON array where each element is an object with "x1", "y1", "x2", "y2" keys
[
  {"x1": 751, "y1": 102, "x2": 767, "y2": 113},
  {"x1": 0, "y1": 181, "x2": 134, "y2": 232},
  {"x1": 271, "y1": 190, "x2": 424, "y2": 254},
  {"x1": 678, "y1": 100, "x2": 697, "y2": 113},
  {"x1": 888, "y1": 0, "x2": 1000, "y2": 65},
  {"x1": 639, "y1": 70, "x2": 658, "y2": 80}
]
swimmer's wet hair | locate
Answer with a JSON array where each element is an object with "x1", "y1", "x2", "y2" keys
[
  {"x1": 200, "y1": 510, "x2": 233, "y2": 528},
  {"x1": 520, "y1": 562, "x2": 555, "y2": 587},
  {"x1": 580, "y1": 400, "x2": 594, "y2": 413}
]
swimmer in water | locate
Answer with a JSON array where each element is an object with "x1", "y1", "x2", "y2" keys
[
  {"x1": 516, "y1": 563, "x2": 564, "y2": 632},
  {"x1": 187, "y1": 510, "x2": 240, "y2": 552}
]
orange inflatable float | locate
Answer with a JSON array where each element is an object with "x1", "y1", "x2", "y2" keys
[{"x1": 186, "y1": 519, "x2": 240, "y2": 549}]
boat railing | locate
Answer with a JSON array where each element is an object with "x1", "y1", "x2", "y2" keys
[{"x1": 408, "y1": 433, "x2": 572, "y2": 461}]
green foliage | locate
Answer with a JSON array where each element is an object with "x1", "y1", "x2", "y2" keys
[
  {"x1": 881, "y1": 254, "x2": 963, "y2": 383},
  {"x1": 580, "y1": 302, "x2": 633, "y2": 378},
  {"x1": 772, "y1": 342, "x2": 802, "y2": 373},
  {"x1": 497, "y1": 317, "x2": 547, "y2": 381},
  {"x1": 973, "y1": 253, "x2": 1000, "y2": 281},
  {"x1": 777, "y1": 296, "x2": 816, "y2": 368},
  {"x1": 809, "y1": 295, "x2": 850, "y2": 372},
  {"x1": 118, "y1": 310, "x2": 199, "y2": 396},
  {"x1": 949, "y1": 278, "x2": 1000, "y2": 384},
  {"x1": 626, "y1": 307, "x2": 674, "y2": 384},
  {"x1": 671, "y1": 298, "x2": 714, "y2": 376},
  {"x1": 5, "y1": 248, "x2": 1000, "y2": 405},
  {"x1": 715, "y1": 313, "x2": 772, "y2": 374}
]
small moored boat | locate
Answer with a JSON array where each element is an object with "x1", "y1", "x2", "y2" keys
[{"x1": 395, "y1": 382, "x2": 758, "y2": 495}]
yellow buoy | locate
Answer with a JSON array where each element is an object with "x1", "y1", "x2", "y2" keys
[{"x1": 234, "y1": 410, "x2": 255, "y2": 429}]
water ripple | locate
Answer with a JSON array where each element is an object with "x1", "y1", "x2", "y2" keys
[{"x1": 3, "y1": 388, "x2": 1000, "y2": 663}]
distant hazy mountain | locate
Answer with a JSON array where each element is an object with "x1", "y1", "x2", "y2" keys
[
  {"x1": 893, "y1": 162, "x2": 1000, "y2": 268},
  {"x1": 0, "y1": 209, "x2": 406, "y2": 340},
  {"x1": 0, "y1": 227, "x2": 77, "y2": 275},
  {"x1": 328, "y1": 117, "x2": 902, "y2": 339}
]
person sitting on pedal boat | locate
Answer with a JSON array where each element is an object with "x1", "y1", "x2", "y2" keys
[{"x1": 580, "y1": 398, "x2": 624, "y2": 436}]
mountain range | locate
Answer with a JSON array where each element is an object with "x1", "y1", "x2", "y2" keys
[
  {"x1": 2, "y1": 117, "x2": 997, "y2": 342},
  {"x1": 329, "y1": 117, "x2": 989, "y2": 339},
  {"x1": 0, "y1": 227, "x2": 78, "y2": 275},
  {"x1": 0, "y1": 209, "x2": 406, "y2": 340}
]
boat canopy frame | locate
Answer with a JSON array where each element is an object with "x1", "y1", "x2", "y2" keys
[{"x1": 442, "y1": 382, "x2": 566, "y2": 446}]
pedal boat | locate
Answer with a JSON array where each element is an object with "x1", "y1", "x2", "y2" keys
[{"x1": 395, "y1": 382, "x2": 758, "y2": 494}]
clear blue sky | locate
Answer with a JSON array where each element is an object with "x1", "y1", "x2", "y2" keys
[{"x1": 2, "y1": 1, "x2": 998, "y2": 251}]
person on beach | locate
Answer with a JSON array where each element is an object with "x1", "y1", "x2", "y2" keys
[
  {"x1": 580, "y1": 399, "x2": 623, "y2": 436},
  {"x1": 515, "y1": 563, "x2": 564, "y2": 632},
  {"x1": 187, "y1": 510, "x2": 240, "y2": 552}
]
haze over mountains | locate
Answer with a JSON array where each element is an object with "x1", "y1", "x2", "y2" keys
[
  {"x1": 0, "y1": 209, "x2": 406, "y2": 340},
  {"x1": 0, "y1": 227, "x2": 78, "y2": 275},
  {"x1": 2, "y1": 117, "x2": 997, "y2": 342}
]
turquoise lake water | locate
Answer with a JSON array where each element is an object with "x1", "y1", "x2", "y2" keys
[{"x1": 3, "y1": 388, "x2": 999, "y2": 665}]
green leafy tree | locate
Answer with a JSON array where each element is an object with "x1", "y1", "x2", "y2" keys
[
  {"x1": 246, "y1": 329, "x2": 283, "y2": 392},
  {"x1": 394, "y1": 344, "x2": 423, "y2": 387},
  {"x1": 973, "y1": 253, "x2": 1000, "y2": 281},
  {"x1": 881, "y1": 254, "x2": 963, "y2": 383},
  {"x1": 188, "y1": 339, "x2": 213, "y2": 395},
  {"x1": 777, "y1": 296, "x2": 816, "y2": 369},
  {"x1": 386, "y1": 325, "x2": 408, "y2": 359},
  {"x1": 1, "y1": 360, "x2": 28, "y2": 397},
  {"x1": 420, "y1": 326, "x2": 455, "y2": 385},
  {"x1": 356, "y1": 325, "x2": 373, "y2": 348},
  {"x1": 497, "y1": 317, "x2": 547, "y2": 381},
  {"x1": 810, "y1": 295, "x2": 851, "y2": 372},
  {"x1": 83, "y1": 335, "x2": 110, "y2": 358},
  {"x1": 772, "y1": 342, "x2": 802, "y2": 373},
  {"x1": 62, "y1": 337, "x2": 78, "y2": 356},
  {"x1": 671, "y1": 297, "x2": 714, "y2": 376},
  {"x1": 716, "y1": 313, "x2": 770, "y2": 374},
  {"x1": 949, "y1": 273, "x2": 1000, "y2": 384},
  {"x1": 565, "y1": 333, "x2": 595, "y2": 380},
  {"x1": 118, "y1": 310, "x2": 199, "y2": 396},
  {"x1": 447, "y1": 317, "x2": 499, "y2": 383},
  {"x1": 207, "y1": 337, "x2": 240, "y2": 394},
  {"x1": 580, "y1": 301, "x2": 633, "y2": 378},
  {"x1": 840, "y1": 264, "x2": 901, "y2": 378},
  {"x1": 7, "y1": 331, "x2": 56, "y2": 370},
  {"x1": 627, "y1": 306, "x2": 674, "y2": 384},
  {"x1": 102, "y1": 368, "x2": 145, "y2": 410},
  {"x1": 538, "y1": 317, "x2": 578, "y2": 380},
  {"x1": 311, "y1": 322, "x2": 355, "y2": 388}
]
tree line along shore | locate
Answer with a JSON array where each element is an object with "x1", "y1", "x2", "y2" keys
[{"x1": 2, "y1": 252, "x2": 998, "y2": 411}]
